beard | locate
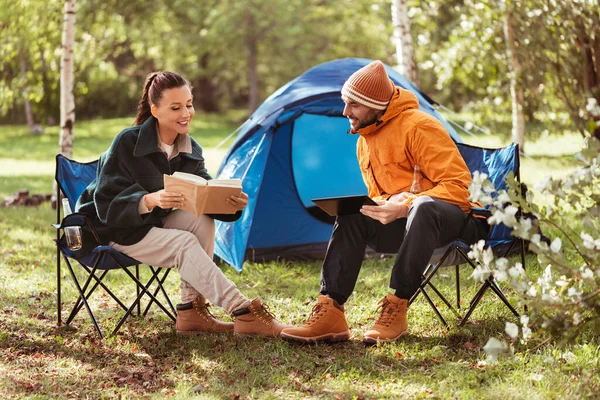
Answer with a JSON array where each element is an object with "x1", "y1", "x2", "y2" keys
[{"x1": 358, "y1": 111, "x2": 381, "y2": 129}]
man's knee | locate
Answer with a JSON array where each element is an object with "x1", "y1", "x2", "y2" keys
[{"x1": 408, "y1": 196, "x2": 437, "y2": 219}]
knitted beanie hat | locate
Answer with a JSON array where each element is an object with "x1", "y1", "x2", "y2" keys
[{"x1": 341, "y1": 60, "x2": 394, "y2": 110}]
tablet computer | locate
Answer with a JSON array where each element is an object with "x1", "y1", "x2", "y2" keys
[{"x1": 311, "y1": 195, "x2": 378, "y2": 217}]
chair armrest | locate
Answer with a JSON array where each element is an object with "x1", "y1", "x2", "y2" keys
[
  {"x1": 470, "y1": 207, "x2": 492, "y2": 219},
  {"x1": 54, "y1": 212, "x2": 103, "y2": 244}
]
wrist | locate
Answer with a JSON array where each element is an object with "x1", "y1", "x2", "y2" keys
[{"x1": 144, "y1": 194, "x2": 155, "y2": 211}]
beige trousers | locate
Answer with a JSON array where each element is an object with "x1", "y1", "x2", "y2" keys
[{"x1": 110, "y1": 210, "x2": 250, "y2": 314}]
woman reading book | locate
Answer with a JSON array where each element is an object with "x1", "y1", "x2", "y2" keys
[{"x1": 76, "y1": 71, "x2": 289, "y2": 337}]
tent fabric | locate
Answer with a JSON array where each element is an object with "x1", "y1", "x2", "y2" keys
[{"x1": 214, "y1": 58, "x2": 462, "y2": 271}]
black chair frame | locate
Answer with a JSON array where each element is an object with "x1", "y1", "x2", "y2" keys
[
  {"x1": 409, "y1": 143, "x2": 526, "y2": 327},
  {"x1": 55, "y1": 155, "x2": 177, "y2": 338}
]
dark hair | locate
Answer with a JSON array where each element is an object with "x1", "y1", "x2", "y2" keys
[{"x1": 134, "y1": 71, "x2": 191, "y2": 125}]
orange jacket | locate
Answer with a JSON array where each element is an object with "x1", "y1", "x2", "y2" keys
[{"x1": 355, "y1": 86, "x2": 477, "y2": 213}]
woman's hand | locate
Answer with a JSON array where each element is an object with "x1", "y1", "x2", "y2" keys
[
  {"x1": 226, "y1": 191, "x2": 249, "y2": 211},
  {"x1": 360, "y1": 200, "x2": 408, "y2": 224},
  {"x1": 144, "y1": 190, "x2": 184, "y2": 211}
]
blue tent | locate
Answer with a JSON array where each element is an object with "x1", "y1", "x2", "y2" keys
[{"x1": 214, "y1": 58, "x2": 462, "y2": 271}]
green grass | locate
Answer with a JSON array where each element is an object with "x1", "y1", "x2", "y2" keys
[{"x1": 1, "y1": 114, "x2": 596, "y2": 399}]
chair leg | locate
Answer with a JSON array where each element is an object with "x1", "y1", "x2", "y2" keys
[
  {"x1": 136, "y1": 265, "x2": 141, "y2": 317},
  {"x1": 427, "y1": 282, "x2": 461, "y2": 318},
  {"x1": 488, "y1": 279, "x2": 520, "y2": 318},
  {"x1": 420, "y1": 288, "x2": 449, "y2": 328},
  {"x1": 459, "y1": 279, "x2": 490, "y2": 327},
  {"x1": 109, "y1": 266, "x2": 176, "y2": 337},
  {"x1": 66, "y1": 269, "x2": 109, "y2": 325},
  {"x1": 57, "y1": 242, "x2": 62, "y2": 327},
  {"x1": 63, "y1": 255, "x2": 104, "y2": 338},
  {"x1": 142, "y1": 267, "x2": 176, "y2": 317},
  {"x1": 455, "y1": 264, "x2": 461, "y2": 309},
  {"x1": 67, "y1": 261, "x2": 129, "y2": 324}
]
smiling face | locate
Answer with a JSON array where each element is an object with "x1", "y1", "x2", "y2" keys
[
  {"x1": 151, "y1": 85, "x2": 194, "y2": 139},
  {"x1": 341, "y1": 95, "x2": 383, "y2": 131}
]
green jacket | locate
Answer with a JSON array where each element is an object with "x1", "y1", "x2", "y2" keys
[{"x1": 76, "y1": 116, "x2": 240, "y2": 246}]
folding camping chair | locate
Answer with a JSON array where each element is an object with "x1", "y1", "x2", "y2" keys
[
  {"x1": 409, "y1": 142, "x2": 525, "y2": 327},
  {"x1": 54, "y1": 154, "x2": 177, "y2": 338}
]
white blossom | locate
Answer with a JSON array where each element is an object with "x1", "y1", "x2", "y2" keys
[
  {"x1": 495, "y1": 269, "x2": 508, "y2": 282},
  {"x1": 488, "y1": 209, "x2": 505, "y2": 225},
  {"x1": 483, "y1": 337, "x2": 508, "y2": 363},
  {"x1": 573, "y1": 312, "x2": 582, "y2": 325},
  {"x1": 586, "y1": 97, "x2": 600, "y2": 117},
  {"x1": 550, "y1": 237, "x2": 562, "y2": 253},
  {"x1": 567, "y1": 287, "x2": 582, "y2": 300},
  {"x1": 496, "y1": 191, "x2": 511, "y2": 204},
  {"x1": 509, "y1": 263, "x2": 525, "y2": 278},
  {"x1": 581, "y1": 231, "x2": 600, "y2": 250},
  {"x1": 521, "y1": 325, "x2": 532, "y2": 341},
  {"x1": 513, "y1": 218, "x2": 533, "y2": 238},
  {"x1": 505, "y1": 322, "x2": 519, "y2": 339},
  {"x1": 581, "y1": 268, "x2": 594, "y2": 279},
  {"x1": 526, "y1": 286, "x2": 538, "y2": 297},
  {"x1": 482, "y1": 247, "x2": 494, "y2": 266},
  {"x1": 471, "y1": 265, "x2": 491, "y2": 282},
  {"x1": 555, "y1": 275, "x2": 568, "y2": 287}
]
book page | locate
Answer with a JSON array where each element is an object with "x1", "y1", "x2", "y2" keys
[
  {"x1": 172, "y1": 171, "x2": 208, "y2": 185},
  {"x1": 207, "y1": 178, "x2": 242, "y2": 187}
]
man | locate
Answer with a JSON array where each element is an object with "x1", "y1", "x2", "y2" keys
[{"x1": 280, "y1": 60, "x2": 488, "y2": 344}]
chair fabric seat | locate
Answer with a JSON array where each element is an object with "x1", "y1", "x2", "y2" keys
[{"x1": 57, "y1": 236, "x2": 141, "y2": 270}]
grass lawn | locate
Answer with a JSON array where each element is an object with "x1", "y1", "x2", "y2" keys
[{"x1": 1, "y1": 114, "x2": 597, "y2": 399}]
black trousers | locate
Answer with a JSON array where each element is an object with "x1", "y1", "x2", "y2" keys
[{"x1": 320, "y1": 196, "x2": 489, "y2": 304}]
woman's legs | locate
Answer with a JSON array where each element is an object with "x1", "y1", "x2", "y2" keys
[{"x1": 110, "y1": 210, "x2": 249, "y2": 314}]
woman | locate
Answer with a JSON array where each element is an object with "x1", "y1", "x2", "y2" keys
[{"x1": 76, "y1": 71, "x2": 288, "y2": 337}]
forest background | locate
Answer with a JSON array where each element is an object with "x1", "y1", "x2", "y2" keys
[{"x1": 2, "y1": 0, "x2": 598, "y2": 145}]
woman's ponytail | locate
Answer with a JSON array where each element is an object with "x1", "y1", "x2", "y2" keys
[{"x1": 134, "y1": 72, "x2": 159, "y2": 126}]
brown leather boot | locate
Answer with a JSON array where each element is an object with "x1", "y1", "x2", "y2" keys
[
  {"x1": 280, "y1": 295, "x2": 350, "y2": 343},
  {"x1": 176, "y1": 296, "x2": 233, "y2": 335},
  {"x1": 363, "y1": 294, "x2": 409, "y2": 344},
  {"x1": 232, "y1": 298, "x2": 291, "y2": 337}
]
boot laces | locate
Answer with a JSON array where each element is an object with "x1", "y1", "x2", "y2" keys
[
  {"x1": 252, "y1": 303, "x2": 275, "y2": 325},
  {"x1": 305, "y1": 302, "x2": 327, "y2": 326},
  {"x1": 194, "y1": 301, "x2": 216, "y2": 321},
  {"x1": 374, "y1": 298, "x2": 398, "y2": 327}
]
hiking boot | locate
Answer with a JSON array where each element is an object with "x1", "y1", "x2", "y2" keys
[
  {"x1": 363, "y1": 294, "x2": 409, "y2": 344},
  {"x1": 280, "y1": 295, "x2": 350, "y2": 343},
  {"x1": 176, "y1": 296, "x2": 233, "y2": 335},
  {"x1": 232, "y1": 298, "x2": 291, "y2": 337}
]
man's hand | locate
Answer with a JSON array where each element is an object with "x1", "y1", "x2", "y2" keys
[
  {"x1": 226, "y1": 191, "x2": 249, "y2": 211},
  {"x1": 144, "y1": 190, "x2": 184, "y2": 211},
  {"x1": 360, "y1": 199, "x2": 408, "y2": 224}
]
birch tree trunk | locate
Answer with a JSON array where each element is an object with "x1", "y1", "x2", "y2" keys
[
  {"x1": 504, "y1": 6, "x2": 526, "y2": 153},
  {"x1": 53, "y1": 0, "x2": 76, "y2": 208},
  {"x1": 58, "y1": 0, "x2": 76, "y2": 158},
  {"x1": 391, "y1": 0, "x2": 419, "y2": 86},
  {"x1": 246, "y1": 9, "x2": 259, "y2": 114}
]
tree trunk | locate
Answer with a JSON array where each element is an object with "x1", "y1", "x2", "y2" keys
[
  {"x1": 504, "y1": 6, "x2": 526, "y2": 153},
  {"x1": 53, "y1": 0, "x2": 76, "y2": 208},
  {"x1": 19, "y1": 47, "x2": 43, "y2": 135},
  {"x1": 246, "y1": 10, "x2": 259, "y2": 114},
  {"x1": 58, "y1": 0, "x2": 76, "y2": 158},
  {"x1": 391, "y1": 0, "x2": 419, "y2": 86}
]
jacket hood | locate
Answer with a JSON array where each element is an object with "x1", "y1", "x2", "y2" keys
[{"x1": 354, "y1": 86, "x2": 419, "y2": 136}]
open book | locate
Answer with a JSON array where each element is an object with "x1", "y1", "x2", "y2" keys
[{"x1": 163, "y1": 172, "x2": 242, "y2": 216}]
